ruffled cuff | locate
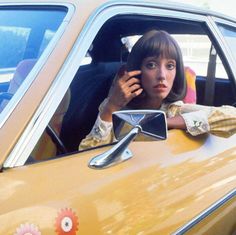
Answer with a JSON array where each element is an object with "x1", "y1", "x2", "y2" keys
[
  {"x1": 208, "y1": 106, "x2": 236, "y2": 137},
  {"x1": 90, "y1": 114, "x2": 113, "y2": 140},
  {"x1": 181, "y1": 110, "x2": 210, "y2": 136}
]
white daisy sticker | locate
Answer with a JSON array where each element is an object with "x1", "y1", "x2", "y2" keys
[{"x1": 14, "y1": 223, "x2": 41, "y2": 235}]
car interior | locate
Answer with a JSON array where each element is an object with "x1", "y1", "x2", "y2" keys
[
  {"x1": 1, "y1": 14, "x2": 236, "y2": 162},
  {"x1": 60, "y1": 15, "x2": 236, "y2": 154}
]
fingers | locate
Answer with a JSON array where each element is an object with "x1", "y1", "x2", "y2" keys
[
  {"x1": 114, "y1": 84, "x2": 143, "y2": 100},
  {"x1": 108, "y1": 69, "x2": 143, "y2": 108},
  {"x1": 129, "y1": 83, "x2": 142, "y2": 93},
  {"x1": 132, "y1": 88, "x2": 143, "y2": 97},
  {"x1": 126, "y1": 77, "x2": 141, "y2": 87},
  {"x1": 119, "y1": 70, "x2": 141, "y2": 82},
  {"x1": 122, "y1": 85, "x2": 143, "y2": 100},
  {"x1": 116, "y1": 74, "x2": 142, "y2": 98}
]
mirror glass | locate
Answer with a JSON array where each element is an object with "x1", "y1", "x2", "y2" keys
[{"x1": 112, "y1": 110, "x2": 167, "y2": 141}]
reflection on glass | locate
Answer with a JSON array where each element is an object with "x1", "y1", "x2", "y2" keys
[
  {"x1": 0, "y1": 7, "x2": 67, "y2": 113},
  {"x1": 218, "y1": 23, "x2": 236, "y2": 63}
]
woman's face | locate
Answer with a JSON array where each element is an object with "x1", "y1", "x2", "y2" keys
[{"x1": 140, "y1": 56, "x2": 176, "y2": 102}]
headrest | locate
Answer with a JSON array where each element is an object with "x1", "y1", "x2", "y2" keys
[
  {"x1": 0, "y1": 59, "x2": 37, "y2": 112},
  {"x1": 183, "y1": 66, "x2": 197, "y2": 104},
  {"x1": 9, "y1": 59, "x2": 37, "y2": 94}
]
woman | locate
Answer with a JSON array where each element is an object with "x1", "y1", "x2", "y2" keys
[{"x1": 79, "y1": 30, "x2": 236, "y2": 150}]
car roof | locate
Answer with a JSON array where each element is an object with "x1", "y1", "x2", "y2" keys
[{"x1": 1, "y1": 0, "x2": 236, "y2": 23}]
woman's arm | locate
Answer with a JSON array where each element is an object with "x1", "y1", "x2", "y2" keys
[
  {"x1": 168, "y1": 103, "x2": 236, "y2": 137},
  {"x1": 167, "y1": 115, "x2": 186, "y2": 130},
  {"x1": 79, "y1": 69, "x2": 143, "y2": 150}
]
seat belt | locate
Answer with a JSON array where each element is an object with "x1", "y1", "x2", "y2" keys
[{"x1": 203, "y1": 44, "x2": 217, "y2": 106}]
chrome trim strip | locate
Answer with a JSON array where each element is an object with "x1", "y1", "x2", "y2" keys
[
  {"x1": 3, "y1": 3, "x2": 211, "y2": 167},
  {"x1": 213, "y1": 16, "x2": 236, "y2": 28},
  {"x1": 92, "y1": 0, "x2": 208, "y2": 22},
  {"x1": 173, "y1": 188, "x2": 236, "y2": 235},
  {"x1": 0, "y1": 2, "x2": 75, "y2": 128},
  {"x1": 93, "y1": 0, "x2": 236, "y2": 23}
]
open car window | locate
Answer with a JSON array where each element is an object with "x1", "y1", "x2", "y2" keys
[
  {"x1": 25, "y1": 13, "x2": 236, "y2": 165},
  {"x1": 0, "y1": 6, "x2": 67, "y2": 115}
]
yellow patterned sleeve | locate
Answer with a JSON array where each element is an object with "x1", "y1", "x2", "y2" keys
[
  {"x1": 208, "y1": 105, "x2": 236, "y2": 137},
  {"x1": 165, "y1": 101, "x2": 183, "y2": 118},
  {"x1": 168, "y1": 102, "x2": 236, "y2": 138}
]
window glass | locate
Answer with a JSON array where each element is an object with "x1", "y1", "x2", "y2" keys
[
  {"x1": 0, "y1": 26, "x2": 30, "y2": 73},
  {"x1": 173, "y1": 35, "x2": 210, "y2": 76},
  {"x1": 28, "y1": 17, "x2": 233, "y2": 165},
  {"x1": 173, "y1": 34, "x2": 227, "y2": 78},
  {"x1": 217, "y1": 23, "x2": 236, "y2": 61},
  {"x1": 0, "y1": 7, "x2": 67, "y2": 112},
  {"x1": 38, "y1": 29, "x2": 55, "y2": 56}
]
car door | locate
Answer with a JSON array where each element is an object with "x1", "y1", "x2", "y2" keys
[
  {"x1": 1, "y1": 134, "x2": 236, "y2": 234},
  {"x1": 1, "y1": 1, "x2": 236, "y2": 235}
]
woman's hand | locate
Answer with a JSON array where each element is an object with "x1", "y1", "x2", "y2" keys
[
  {"x1": 100, "y1": 69, "x2": 143, "y2": 122},
  {"x1": 108, "y1": 70, "x2": 143, "y2": 108}
]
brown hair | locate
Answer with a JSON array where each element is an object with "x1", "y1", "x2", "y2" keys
[{"x1": 126, "y1": 30, "x2": 186, "y2": 105}]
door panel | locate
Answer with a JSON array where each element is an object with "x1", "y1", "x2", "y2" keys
[{"x1": 1, "y1": 130, "x2": 236, "y2": 234}]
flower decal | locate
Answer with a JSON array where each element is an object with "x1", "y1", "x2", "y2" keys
[
  {"x1": 55, "y1": 208, "x2": 79, "y2": 235},
  {"x1": 14, "y1": 223, "x2": 41, "y2": 235}
]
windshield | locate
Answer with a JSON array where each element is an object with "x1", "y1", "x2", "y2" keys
[{"x1": 0, "y1": 6, "x2": 67, "y2": 113}]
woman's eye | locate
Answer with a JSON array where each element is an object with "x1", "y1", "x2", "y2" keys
[
  {"x1": 166, "y1": 63, "x2": 176, "y2": 70},
  {"x1": 146, "y1": 62, "x2": 157, "y2": 69}
]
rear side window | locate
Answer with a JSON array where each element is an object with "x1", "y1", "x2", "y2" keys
[
  {"x1": 173, "y1": 34, "x2": 227, "y2": 79},
  {"x1": 217, "y1": 23, "x2": 236, "y2": 62},
  {"x1": 0, "y1": 6, "x2": 67, "y2": 112}
]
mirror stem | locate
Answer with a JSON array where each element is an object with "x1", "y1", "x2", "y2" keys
[{"x1": 88, "y1": 126, "x2": 141, "y2": 169}]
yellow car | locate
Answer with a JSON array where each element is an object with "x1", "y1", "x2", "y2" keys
[{"x1": 0, "y1": 0, "x2": 236, "y2": 234}]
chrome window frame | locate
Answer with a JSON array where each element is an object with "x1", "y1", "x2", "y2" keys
[
  {"x1": 4, "y1": 1, "x2": 226, "y2": 168},
  {"x1": 173, "y1": 188, "x2": 236, "y2": 234},
  {"x1": 0, "y1": 3, "x2": 75, "y2": 128}
]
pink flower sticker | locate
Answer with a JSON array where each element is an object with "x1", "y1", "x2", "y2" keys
[
  {"x1": 14, "y1": 223, "x2": 41, "y2": 235},
  {"x1": 55, "y1": 208, "x2": 79, "y2": 235}
]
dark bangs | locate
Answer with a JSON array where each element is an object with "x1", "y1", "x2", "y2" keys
[
  {"x1": 127, "y1": 30, "x2": 178, "y2": 71},
  {"x1": 141, "y1": 32, "x2": 178, "y2": 62}
]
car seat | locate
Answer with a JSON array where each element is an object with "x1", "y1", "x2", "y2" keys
[
  {"x1": 183, "y1": 66, "x2": 197, "y2": 104},
  {"x1": 0, "y1": 59, "x2": 37, "y2": 111}
]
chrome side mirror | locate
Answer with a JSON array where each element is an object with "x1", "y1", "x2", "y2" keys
[
  {"x1": 113, "y1": 110, "x2": 167, "y2": 140},
  {"x1": 88, "y1": 110, "x2": 167, "y2": 169}
]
